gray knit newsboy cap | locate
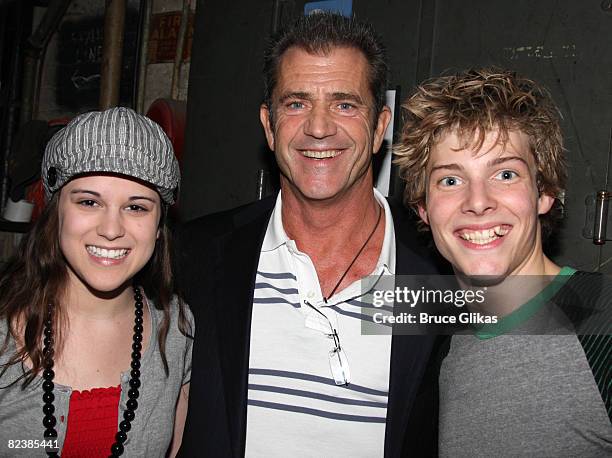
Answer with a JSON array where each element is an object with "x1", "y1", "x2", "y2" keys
[{"x1": 42, "y1": 107, "x2": 180, "y2": 204}]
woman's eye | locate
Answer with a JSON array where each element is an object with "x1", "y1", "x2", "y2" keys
[
  {"x1": 495, "y1": 170, "x2": 518, "y2": 181},
  {"x1": 126, "y1": 204, "x2": 147, "y2": 212},
  {"x1": 77, "y1": 199, "x2": 98, "y2": 207}
]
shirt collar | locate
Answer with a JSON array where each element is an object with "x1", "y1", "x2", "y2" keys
[
  {"x1": 374, "y1": 187, "x2": 396, "y2": 275},
  {"x1": 261, "y1": 190, "x2": 290, "y2": 252}
]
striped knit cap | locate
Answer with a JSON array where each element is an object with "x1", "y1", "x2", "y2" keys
[{"x1": 42, "y1": 107, "x2": 180, "y2": 204}]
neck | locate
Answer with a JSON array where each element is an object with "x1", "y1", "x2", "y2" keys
[
  {"x1": 279, "y1": 175, "x2": 385, "y2": 298},
  {"x1": 280, "y1": 176, "x2": 380, "y2": 252},
  {"x1": 458, "y1": 253, "x2": 561, "y2": 317},
  {"x1": 63, "y1": 271, "x2": 135, "y2": 321}
]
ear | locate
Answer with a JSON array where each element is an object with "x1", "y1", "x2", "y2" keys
[
  {"x1": 417, "y1": 202, "x2": 430, "y2": 225},
  {"x1": 156, "y1": 228, "x2": 161, "y2": 240},
  {"x1": 260, "y1": 104, "x2": 275, "y2": 151},
  {"x1": 372, "y1": 106, "x2": 392, "y2": 154},
  {"x1": 537, "y1": 193, "x2": 555, "y2": 215}
]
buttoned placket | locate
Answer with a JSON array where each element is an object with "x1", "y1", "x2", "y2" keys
[{"x1": 285, "y1": 238, "x2": 390, "y2": 328}]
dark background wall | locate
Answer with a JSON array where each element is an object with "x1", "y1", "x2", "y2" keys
[{"x1": 181, "y1": 0, "x2": 612, "y2": 273}]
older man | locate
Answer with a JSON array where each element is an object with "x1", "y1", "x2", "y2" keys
[
  {"x1": 178, "y1": 13, "x2": 440, "y2": 458},
  {"x1": 395, "y1": 68, "x2": 612, "y2": 456}
]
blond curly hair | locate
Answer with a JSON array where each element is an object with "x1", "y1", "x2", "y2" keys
[{"x1": 394, "y1": 67, "x2": 567, "y2": 237}]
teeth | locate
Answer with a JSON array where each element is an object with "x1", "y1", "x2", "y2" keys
[
  {"x1": 86, "y1": 246, "x2": 129, "y2": 259},
  {"x1": 302, "y1": 150, "x2": 341, "y2": 159},
  {"x1": 494, "y1": 226, "x2": 509, "y2": 236},
  {"x1": 469, "y1": 238, "x2": 496, "y2": 245},
  {"x1": 459, "y1": 225, "x2": 509, "y2": 244}
]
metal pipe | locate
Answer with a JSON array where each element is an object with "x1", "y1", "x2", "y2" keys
[
  {"x1": 19, "y1": 51, "x2": 39, "y2": 126},
  {"x1": 0, "y1": 7, "x2": 7, "y2": 75},
  {"x1": 1, "y1": 2, "x2": 26, "y2": 214},
  {"x1": 136, "y1": 0, "x2": 152, "y2": 113},
  {"x1": 256, "y1": 170, "x2": 269, "y2": 200},
  {"x1": 593, "y1": 191, "x2": 610, "y2": 245},
  {"x1": 171, "y1": 0, "x2": 190, "y2": 100},
  {"x1": 99, "y1": 0, "x2": 126, "y2": 109},
  {"x1": 595, "y1": 128, "x2": 612, "y2": 269},
  {"x1": 28, "y1": 0, "x2": 72, "y2": 50},
  {"x1": 272, "y1": 0, "x2": 281, "y2": 33},
  {"x1": 19, "y1": 0, "x2": 72, "y2": 126}
]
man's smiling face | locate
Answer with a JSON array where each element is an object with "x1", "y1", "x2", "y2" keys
[
  {"x1": 418, "y1": 129, "x2": 555, "y2": 281},
  {"x1": 260, "y1": 46, "x2": 390, "y2": 204}
]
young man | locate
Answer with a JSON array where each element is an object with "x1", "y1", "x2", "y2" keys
[
  {"x1": 395, "y1": 68, "x2": 611, "y2": 456},
  {"x1": 178, "y1": 13, "x2": 441, "y2": 457}
]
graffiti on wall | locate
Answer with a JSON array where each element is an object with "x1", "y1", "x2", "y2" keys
[
  {"x1": 55, "y1": 5, "x2": 140, "y2": 111},
  {"x1": 147, "y1": 11, "x2": 194, "y2": 64}
]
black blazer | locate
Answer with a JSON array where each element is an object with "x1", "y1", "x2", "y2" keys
[{"x1": 177, "y1": 196, "x2": 444, "y2": 458}]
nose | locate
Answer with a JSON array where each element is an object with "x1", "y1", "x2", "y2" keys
[
  {"x1": 97, "y1": 209, "x2": 125, "y2": 240},
  {"x1": 461, "y1": 180, "x2": 497, "y2": 215},
  {"x1": 303, "y1": 105, "x2": 337, "y2": 138}
]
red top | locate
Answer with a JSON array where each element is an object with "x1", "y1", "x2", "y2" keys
[{"x1": 61, "y1": 385, "x2": 121, "y2": 457}]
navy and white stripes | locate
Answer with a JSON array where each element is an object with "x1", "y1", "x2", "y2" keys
[{"x1": 245, "y1": 191, "x2": 396, "y2": 457}]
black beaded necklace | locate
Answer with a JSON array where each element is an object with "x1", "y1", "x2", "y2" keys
[{"x1": 42, "y1": 286, "x2": 144, "y2": 458}]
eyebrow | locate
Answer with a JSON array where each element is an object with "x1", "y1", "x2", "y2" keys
[
  {"x1": 430, "y1": 155, "x2": 529, "y2": 173},
  {"x1": 329, "y1": 92, "x2": 365, "y2": 105},
  {"x1": 278, "y1": 92, "x2": 311, "y2": 103},
  {"x1": 70, "y1": 189, "x2": 158, "y2": 203},
  {"x1": 278, "y1": 91, "x2": 365, "y2": 105},
  {"x1": 430, "y1": 163, "x2": 462, "y2": 173},
  {"x1": 486, "y1": 155, "x2": 529, "y2": 167}
]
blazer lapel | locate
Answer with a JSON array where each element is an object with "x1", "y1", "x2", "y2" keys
[
  {"x1": 385, "y1": 201, "x2": 438, "y2": 457},
  {"x1": 214, "y1": 210, "x2": 272, "y2": 457}
]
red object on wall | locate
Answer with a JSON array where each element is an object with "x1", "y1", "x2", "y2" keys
[
  {"x1": 25, "y1": 180, "x2": 45, "y2": 222},
  {"x1": 146, "y1": 98, "x2": 186, "y2": 165}
]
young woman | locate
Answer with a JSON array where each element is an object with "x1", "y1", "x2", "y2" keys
[{"x1": 0, "y1": 107, "x2": 193, "y2": 457}]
